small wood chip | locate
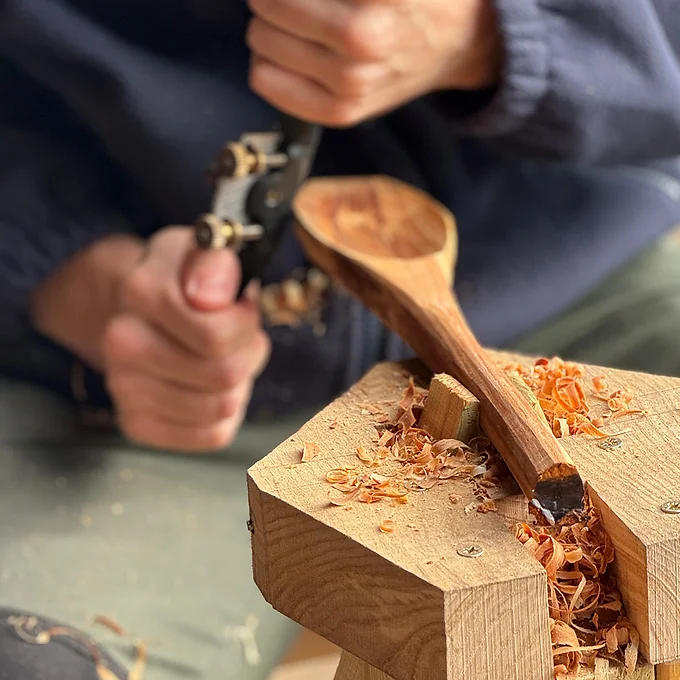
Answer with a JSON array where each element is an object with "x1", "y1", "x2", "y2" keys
[
  {"x1": 379, "y1": 519, "x2": 395, "y2": 534},
  {"x1": 356, "y1": 444, "x2": 374, "y2": 465},
  {"x1": 93, "y1": 615, "x2": 127, "y2": 636},
  {"x1": 301, "y1": 442, "x2": 320, "y2": 463},
  {"x1": 477, "y1": 500, "x2": 497, "y2": 514}
]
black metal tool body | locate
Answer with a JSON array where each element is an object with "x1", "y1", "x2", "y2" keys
[{"x1": 194, "y1": 115, "x2": 322, "y2": 294}]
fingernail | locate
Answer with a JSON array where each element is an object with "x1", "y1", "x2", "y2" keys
[{"x1": 186, "y1": 271, "x2": 231, "y2": 306}]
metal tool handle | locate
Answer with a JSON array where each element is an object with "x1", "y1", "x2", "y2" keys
[{"x1": 194, "y1": 116, "x2": 322, "y2": 296}]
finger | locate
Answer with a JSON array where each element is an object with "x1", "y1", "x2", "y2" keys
[
  {"x1": 247, "y1": 0, "x2": 393, "y2": 60},
  {"x1": 103, "y1": 315, "x2": 271, "y2": 391},
  {"x1": 121, "y1": 226, "x2": 247, "y2": 353},
  {"x1": 118, "y1": 408, "x2": 247, "y2": 453},
  {"x1": 108, "y1": 371, "x2": 253, "y2": 426},
  {"x1": 250, "y1": 56, "x2": 369, "y2": 126},
  {"x1": 246, "y1": 18, "x2": 389, "y2": 98},
  {"x1": 251, "y1": 54, "x2": 436, "y2": 126},
  {"x1": 121, "y1": 257, "x2": 262, "y2": 358},
  {"x1": 182, "y1": 246, "x2": 242, "y2": 312}
]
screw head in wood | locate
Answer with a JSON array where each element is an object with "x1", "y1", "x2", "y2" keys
[
  {"x1": 457, "y1": 544, "x2": 484, "y2": 559},
  {"x1": 597, "y1": 436, "x2": 623, "y2": 451},
  {"x1": 661, "y1": 501, "x2": 680, "y2": 514}
]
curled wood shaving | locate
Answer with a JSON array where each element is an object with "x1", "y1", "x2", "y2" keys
[
  {"x1": 301, "y1": 442, "x2": 320, "y2": 463},
  {"x1": 128, "y1": 640, "x2": 148, "y2": 680},
  {"x1": 93, "y1": 615, "x2": 127, "y2": 637},
  {"x1": 379, "y1": 519, "x2": 395, "y2": 534},
  {"x1": 259, "y1": 268, "x2": 329, "y2": 332},
  {"x1": 504, "y1": 357, "x2": 646, "y2": 439},
  {"x1": 515, "y1": 501, "x2": 639, "y2": 676}
]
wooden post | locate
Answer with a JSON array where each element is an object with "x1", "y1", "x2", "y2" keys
[{"x1": 419, "y1": 373, "x2": 479, "y2": 442}]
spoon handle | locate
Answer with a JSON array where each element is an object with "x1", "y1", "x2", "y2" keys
[{"x1": 415, "y1": 296, "x2": 584, "y2": 520}]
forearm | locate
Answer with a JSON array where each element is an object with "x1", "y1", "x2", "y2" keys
[
  {"x1": 30, "y1": 234, "x2": 144, "y2": 372},
  {"x1": 439, "y1": 0, "x2": 680, "y2": 164}
]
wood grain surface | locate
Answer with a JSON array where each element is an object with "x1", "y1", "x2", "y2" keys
[
  {"x1": 657, "y1": 664, "x2": 680, "y2": 680},
  {"x1": 332, "y1": 650, "x2": 655, "y2": 680}
]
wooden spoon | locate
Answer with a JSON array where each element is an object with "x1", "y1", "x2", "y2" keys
[{"x1": 293, "y1": 175, "x2": 584, "y2": 521}]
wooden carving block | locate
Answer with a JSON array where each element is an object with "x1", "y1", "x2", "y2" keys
[
  {"x1": 420, "y1": 373, "x2": 479, "y2": 442},
  {"x1": 248, "y1": 356, "x2": 680, "y2": 678},
  {"x1": 249, "y1": 360, "x2": 553, "y2": 680},
  {"x1": 332, "y1": 651, "x2": 655, "y2": 680}
]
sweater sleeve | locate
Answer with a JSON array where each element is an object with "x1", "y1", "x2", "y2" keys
[
  {"x1": 0, "y1": 124, "x2": 136, "y2": 339},
  {"x1": 444, "y1": 0, "x2": 680, "y2": 164}
]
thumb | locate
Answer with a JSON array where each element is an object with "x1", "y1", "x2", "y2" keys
[{"x1": 183, "y1": 247, "x2": 242, "y2": 311}]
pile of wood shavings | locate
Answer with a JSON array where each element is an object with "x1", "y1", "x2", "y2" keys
[
  {"x1": 505, "y1": 356, "x2": 642, "y2": 676},
  {"x1": 259, "y1": 268, "x2": 329, "y2": 334},
  {"x1": 516, "y1": 511, "x2": 639, "y2": 676},
  {"x1": 504, "y1": 357, "x2": 646, "y2": 438},
  {"x1": 323, "y1": 378, "x2": 505, "y2": 518}
]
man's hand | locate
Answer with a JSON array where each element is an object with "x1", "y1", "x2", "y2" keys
[
  {"x1": 246, "y1": 0, "x2": 501, "y2": 127},
  {"x1": 31, "y1": 227, "x2": 269, "y2": 453},
  {"x1": 102, "y1": 227, "x2": 269, "y2": 452}
]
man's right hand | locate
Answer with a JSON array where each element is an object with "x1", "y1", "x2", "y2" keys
[{"x1": 32, "y1": 227, "x2": 270, "y2": 453}]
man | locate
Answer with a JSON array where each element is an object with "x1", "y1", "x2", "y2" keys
[
  {"x1": 1, "y1": 0, "x2": 680, "y2": 676},
  {"x1": 2, "y1": 0, "x2": 680, "y2": 453}
]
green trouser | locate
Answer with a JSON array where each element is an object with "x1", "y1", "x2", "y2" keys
[
  {"x1": 0, "y1": 235, "x2": 678, "y2": 680},
  {"x1": 508, "y1": 232, "x2": 680, "y2": 374}
]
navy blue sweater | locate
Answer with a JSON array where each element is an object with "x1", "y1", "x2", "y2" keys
[{"x1": 2, "y1": 0, "x2": 680, "y2": 417}]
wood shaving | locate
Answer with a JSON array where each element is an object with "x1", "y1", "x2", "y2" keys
[
  {"x1": 301, "y1": 442, "x2": 320, "y2": 463},
  {"x1": 324, "y1": 378, "x2": 503, "y2": 509},
  {"x1": 357, "y1": 402, "x2": 386, "y2": 416},
  {"x1": 477, "y1": 499, "x2": 497, "y2": 514},
  {"x1": 379, "y1": 519, "x2": 395, "y2": 534},
  {"x1": 515, "y1": 501, "x2": 639, "y2": 676},
  {"x1": 93, "y1": 615, "x2": 127, "y2": 637},
  {"x1": 259, "y1": 268, "x2": 329, "y2": 331},
  {"x1": 504, "y1": 357, "x2": 646, "y2": 438},
  {"x1": 128, "y1": 640, "x2": 148, "y2": 680}
]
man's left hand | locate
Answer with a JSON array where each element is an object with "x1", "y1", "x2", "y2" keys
[{"x1": 246, "y1": 0, "x2": 501, "y2": 127}]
